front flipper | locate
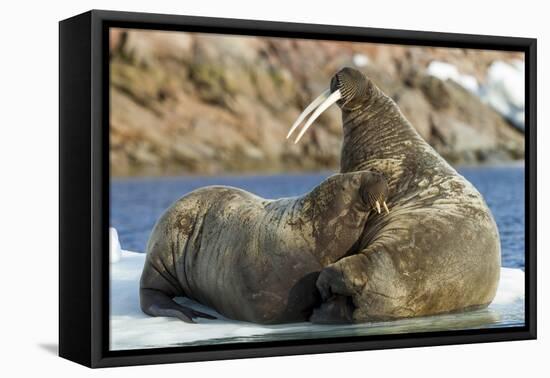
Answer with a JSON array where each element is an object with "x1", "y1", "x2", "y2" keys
[
  {"x1": 140, "y1": 288, "x2": 216, "y2": 323},
  {"x1": 314, "y1": 249, "x2": 413, "y2": 322}
]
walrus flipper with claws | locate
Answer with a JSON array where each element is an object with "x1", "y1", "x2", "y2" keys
[
  {"x1": 140, "y1": 171, "x2": 389, "y2": 324},
  {"x1": 290, "y1": 67, "x2": 501, "y2": 323}
]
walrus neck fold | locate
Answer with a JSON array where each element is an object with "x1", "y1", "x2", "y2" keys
[
  {"x1": 339, "y1": 85, "x2": 426, "y2": 174},
  {"x1": 300, "y1": 173, "x2": 371, "y2": 265}
]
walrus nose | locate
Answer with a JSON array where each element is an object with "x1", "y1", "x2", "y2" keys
[{"x1": 286, "y1": 88, "x2": 342, "y2": 144}]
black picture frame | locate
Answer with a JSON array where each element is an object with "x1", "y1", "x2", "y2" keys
[{"x1": 59, "y1": 9, "x2": 537, "y2": 368}]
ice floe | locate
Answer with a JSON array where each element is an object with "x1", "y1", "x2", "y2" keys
[
  {"x1": 109, "y1": 227, "x2": 122, "y2": 264},
  {"x1": 493, "y1": 267, "x2": 525, "y2": 305},
  {"x1": 110, "y1": 234, "x2": 525, "y2": 351}
]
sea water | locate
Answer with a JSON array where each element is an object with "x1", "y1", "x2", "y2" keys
[{"x1": 111, "y1": 165, "x2": 525, "y2": 269}]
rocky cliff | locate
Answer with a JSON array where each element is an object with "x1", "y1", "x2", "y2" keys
[{"x1": 109, "y1": 28, "x2": 524, "y2": 176}]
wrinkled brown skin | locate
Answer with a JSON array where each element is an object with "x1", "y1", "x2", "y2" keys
[
  {"x1": 311, "y1": 68, "x2": 501, "y2": 323},
  {"x1": 140, "y1": 171, "x2": 388, "y2": 324}
]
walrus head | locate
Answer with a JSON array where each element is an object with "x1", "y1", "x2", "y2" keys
[
  {"x1": 287, "y1": 67, "x2": 374, "y2": 144},
  {"x1": 288, "y1": 67, "x2": 389, "y2": 213}
]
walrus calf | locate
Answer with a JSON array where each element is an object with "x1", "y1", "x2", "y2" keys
[
  {"x1": 289, "y1": 67, "x2": 501, "y2": 323},
  {"x1": 140, "y1": 171, "x2": 388, "y2": 324}
]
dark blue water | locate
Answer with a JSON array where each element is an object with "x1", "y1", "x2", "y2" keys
[{"x1": 110, "y1": 165, "x2": 525, "y2": 269}]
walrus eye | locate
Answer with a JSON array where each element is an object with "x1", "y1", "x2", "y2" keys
[{"x1": 286, "y1": 89, "x2": 342, "y2": 144}]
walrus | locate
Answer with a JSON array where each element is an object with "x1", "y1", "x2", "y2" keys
[
  {"x1": 288, "y1": 67, "x2": 501, "y2": 323},
  {"x1": 140, "y1": 171, "x2": 389, "y2": 324}
]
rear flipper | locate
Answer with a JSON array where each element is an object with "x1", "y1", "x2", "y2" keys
[
  {"x1": 140, "y1": 288, "x2": 216, "y2": 323},
  {"x1": 310, "y1": 295, "x2": 354, "y2": 324},
  {"x1": 310, "y1": 263, "x2": 356, "y2": 324}
]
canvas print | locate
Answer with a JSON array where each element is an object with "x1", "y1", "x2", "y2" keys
[{"x1": 108, "y1": 28, "x2": 526, "y2": 351}]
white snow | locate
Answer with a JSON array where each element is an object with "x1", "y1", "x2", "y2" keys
[
  {"x1": 426, "y1": 60, "x2": 525, "y2": 130},
  {"x1": 427, "y1": 61, "x2": 480, "y2": 94},
  {"x1": 484, "y1": 60, "x2": 525, "y2": 130},
  {"x1": 352, "y1": 53, "x2": 370, "y2": 67}
]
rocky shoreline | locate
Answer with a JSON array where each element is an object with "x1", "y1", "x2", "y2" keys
[{"x1": 109, "y1": 29, "x2": 524, "y2": 177}]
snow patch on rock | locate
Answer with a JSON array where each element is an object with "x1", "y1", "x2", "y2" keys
[
  {"x1": 483, "y1": 60, "x2": 525, "y2": 130},
  {"x1": 427, "y1": 61, "x2": 480, "y2": 94},
  {"x1": 427, "y1": 60, "x2": 525, "y2": 131},
  {"x1": 353, "y1": 53, "x2": 370, "y2": 67}
]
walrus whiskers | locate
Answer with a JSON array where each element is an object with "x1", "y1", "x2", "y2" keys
[{"x1": 365, "y1": 188, "x2": 390, "y2": 214}]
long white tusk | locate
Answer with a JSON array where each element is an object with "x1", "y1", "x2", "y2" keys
[
  {"x1": 294, "y1": 90, "x2": 342, "y2": 144},
  {"x1": 383, "y1": 201, "x2": 390, "y2": 214},
  {"x1": 287, "y1": 89, "x2": 330, "y2": 139},
  {"x1": 375, "y1": 201, "x2": 381, "y2": 214}
]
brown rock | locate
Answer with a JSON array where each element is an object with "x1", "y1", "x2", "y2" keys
[{"x1": 108, "y1": 30, "x2": 525, "y2": 176}]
